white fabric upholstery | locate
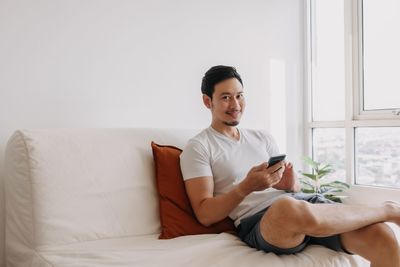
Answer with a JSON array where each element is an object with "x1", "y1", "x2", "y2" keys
[
  {"x1": 34, "y1": 234, "x2": 370, "y2": 267},
  {"x1": 5, "y1": 128, "x2": 370, "y2": 267}
]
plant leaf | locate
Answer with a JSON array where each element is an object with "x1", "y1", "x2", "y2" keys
[
  {"x1": 320, "y1": 164, "x2": 332, "y2": 171},
  {"x1": 324, "y1": 194, "x2": 349, "y2": 203},
  {"x1": 301, "y1": 188, "x2": 316, "y2": 194},
  {"x1": 324, "y1": 195, "x2": 343, "y2": 203},
  {"x1": 332, "y1": 195, "x2": 349, "y2": 199},
  {"x1": 317, "y1": 169, "x2": 332, "y2": 177},
  {"x1": 300, "y1": 179, "x2": 315, "y2": 188},
  {"x1": 300, "y1": 184, "x2": 314, "y2": 192},
  {"x1": 321, "y1": 188, "x2": 343, "y2": 194},
  {"x1": 302, "y1": 156, "x2": 319, "y2": 169},
  {"x1": 301, "y1": 173, "x2": 317, "y2": 180}
]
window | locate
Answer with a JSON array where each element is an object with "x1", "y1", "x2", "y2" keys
[
  {"x1": 310, "y1": 0, "x2": 345, "y2": 122},
  {"x1": 355, "y1": 127, "x2": 400, "y2": 187},
  {"x1": 312, "y1": 128, "x2": 346, "y2": 182},
  {"x1": 306, "y1": 0, "x2": 400, "y2": 189},
  {"x1": 362, "y1": 0, "x2": 400, "y2": 112}
]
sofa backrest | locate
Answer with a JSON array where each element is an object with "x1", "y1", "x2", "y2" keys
[{"x1": 5, "y1": 128, "x2": 198, "y2": 248}]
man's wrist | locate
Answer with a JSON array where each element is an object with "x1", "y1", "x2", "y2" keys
[{"x1": 236, "y1": 182, "x2": 249, "y2": 198}]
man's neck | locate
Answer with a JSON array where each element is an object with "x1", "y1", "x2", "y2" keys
[{"x1": 210, "y1": 124, "x2": 240, "y2": 141}]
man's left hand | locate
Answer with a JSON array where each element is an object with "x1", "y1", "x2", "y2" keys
[{"x1": 272, "y1": 162, "x2": 301, "y2": 192}]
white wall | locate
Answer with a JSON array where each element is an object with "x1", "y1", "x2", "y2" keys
[{"x1": 0, "y1": 0, "x2": 304, "y2": 265}]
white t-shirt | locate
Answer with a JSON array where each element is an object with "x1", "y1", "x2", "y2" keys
[{"x1": 180, "y1": 127, "x2": 291, "y2": 226}]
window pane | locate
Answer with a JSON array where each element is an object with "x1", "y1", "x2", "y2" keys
[
  {"x1": 363, "y1": 0, "x2": 400, "y2": 111},
  {"x1": 312, "y1": 128, "x2": 346, "y2": 182},
  {"x1": 311, "y1": 0, "x2": 345, "y2": 121},
  {"x1": 355, "y1": 127, "x2": 400, "y2": 188}
]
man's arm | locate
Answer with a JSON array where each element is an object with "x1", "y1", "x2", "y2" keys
[
  {"x1": 184, "y1": 161, "x2": 285, "y2": 226},
  {"x1": 184, "y1": 176, "x2": 246, "y2": 226}
]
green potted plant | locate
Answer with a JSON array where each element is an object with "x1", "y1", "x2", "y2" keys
[{"x1": 300, "y1": 156, "x2": 350, "y2": 203}]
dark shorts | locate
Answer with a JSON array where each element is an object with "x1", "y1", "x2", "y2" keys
[{"x1": 237, "y1": 193, "x2": 350, "y2": 255}]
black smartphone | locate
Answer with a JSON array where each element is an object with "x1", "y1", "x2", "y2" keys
[{"x1": 267, "y1": 154, "x2": 286, "y2": 172}]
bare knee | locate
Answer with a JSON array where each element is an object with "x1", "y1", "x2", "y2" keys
[
  {"x1": 264, "y1": 196, "x2": 321, "y2": 234},
  {"x1": 259, "y1": 197, "x2": 309, "y2": 248}
]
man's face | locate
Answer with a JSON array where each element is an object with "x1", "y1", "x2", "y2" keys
[{"x1": 203, "y1": 78, "x2": 245, "y2": 127}]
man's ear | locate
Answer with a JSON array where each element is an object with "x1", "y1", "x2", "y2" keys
[{"x1": 202, "y1": 94, "x2": 212, "y2": 109}]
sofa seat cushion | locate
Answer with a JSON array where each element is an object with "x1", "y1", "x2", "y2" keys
[{"x1": 33, "y1": 233, "x2": 368, "y2": 267}]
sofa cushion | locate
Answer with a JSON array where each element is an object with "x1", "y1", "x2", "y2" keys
[
  {"x1": 151, "y1": 142, "x2": 236, "y2": 239},
  {"x1": 33, "y1": 234, "x2": 369, "y2": 267},
  {"x1": 5, "y1": 128, "x2": 198, "y2": 248}
]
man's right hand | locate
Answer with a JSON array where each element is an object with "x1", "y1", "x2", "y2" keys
[{"x1": 238, "y1": 161, "x2": 285, "y2": 196}]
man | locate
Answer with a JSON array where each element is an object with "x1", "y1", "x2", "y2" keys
[{"x1": 180, "y1": 65, "x2": 400, "y2": 266}]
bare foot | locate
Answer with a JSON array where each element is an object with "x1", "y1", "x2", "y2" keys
[{"x1": 384, "y1": 201, "x2": 400, "y2": 226}]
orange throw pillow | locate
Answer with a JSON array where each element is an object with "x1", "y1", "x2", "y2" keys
[{"x1": 151, "y1": 142, "x2": 236, "y2": 239}]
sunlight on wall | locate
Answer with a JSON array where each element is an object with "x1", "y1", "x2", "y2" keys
[{"x1": 269, "y1": 59, "x2": 287, "y2": 153}]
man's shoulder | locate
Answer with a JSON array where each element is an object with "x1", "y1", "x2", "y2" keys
[
  {"x1": 183, "y1": 128, "x2": 212, "y2": 152},
  {"x1": 180, "y1": 128, "x2": 212, "y2": 163},
  {"x1": 187, "y1": 128, "x2": 211, "y2": 144},
  {"x1": 241, "y1": 128, "x2": 273, "y2": 140}
]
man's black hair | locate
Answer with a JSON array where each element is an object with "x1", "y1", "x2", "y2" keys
[{"x1": 201, "y1": 65, "x2": 243, "y2": 98}]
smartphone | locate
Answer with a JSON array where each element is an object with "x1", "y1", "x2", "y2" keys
[{"x1": 267, "y1": 154, "x2": 286, "y2": 172}]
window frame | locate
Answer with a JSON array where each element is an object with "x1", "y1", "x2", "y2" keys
[
  {"x1": 354, "y1": 0, "x2": 400, "y2": 120},
  {"x1": 304, "y1": 0, "x2": 400, "y2": 194}
]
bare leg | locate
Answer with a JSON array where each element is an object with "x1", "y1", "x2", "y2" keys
[
  {"x1": 259, "y1": 196, "x2": 400, "y2": 249},
  {"x1": 341, "y1": 223, "x2": 400, "y2": 267}
]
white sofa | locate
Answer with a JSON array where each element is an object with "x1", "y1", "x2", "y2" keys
[{"x1": 4, "y1": 128, "x2": 372, "y2": 267}]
